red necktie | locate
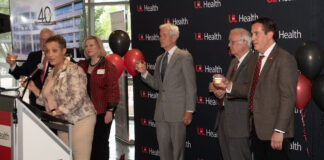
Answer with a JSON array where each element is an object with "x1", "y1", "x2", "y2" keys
[
  {"x1": 218, "y1": 60, "x2": 239, "y2": 109},
  {"x1": 249, "y1": 55, "x2": 265, "y2": 113},
  {"x1": 229, "y1": 60, "x2": 239, "y2": 80},
  {"x1": 41, "y1": 56, "x2": 47, "y2": 82}
]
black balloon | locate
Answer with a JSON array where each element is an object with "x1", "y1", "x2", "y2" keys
[
  {"x1": 295, "y1": 41, "x2": 324, "y2": 80},
  {"x1": 312, "y1": 75, "x2": 324, "y2": 112},
  {"x1": 109, "y1": 30, "x2": 130, "y2": 57}
]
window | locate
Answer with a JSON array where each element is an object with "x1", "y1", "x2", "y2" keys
[
  {"x1": 75, "y1": 2, "x2": 83, "y2": 11},
  {"x1": 84, "y1": 0, "x2": 131, "y2": 53},
  {"x1": 0, "y1": 0, "x2": 15, "y2": 88}
]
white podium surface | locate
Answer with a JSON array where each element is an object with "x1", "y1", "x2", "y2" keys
[{"x1": 15, "y1": 99, "x2": 72, "y2": 160}]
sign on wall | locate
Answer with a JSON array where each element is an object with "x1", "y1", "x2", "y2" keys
[{"x1": 10, "y1": 0, "x2": 84, "y2": 60}]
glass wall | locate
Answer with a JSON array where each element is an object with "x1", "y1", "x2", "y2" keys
[
  {"x1": 85, "y1": 0, "x2": 131, "y2": 53},
  {"x1": 0, "y1": 0, "x2": 14, "y2": 88},
  {"x1": 0, "y1": 0, "x2": 131, "y2": 91}
]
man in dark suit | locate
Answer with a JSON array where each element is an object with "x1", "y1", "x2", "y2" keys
[
  {"x1": 210, "y1": 28, "x2": 253, "y2": 160},
  {"x1": 135, "y1": 23, "x2": 197, "y2": 160},
  {"x1": 215, "y1": 17, "x2": 298, "y2": 160},
  {"x1": 6, "y1": 28, "x2": 54, "y2": 109}
]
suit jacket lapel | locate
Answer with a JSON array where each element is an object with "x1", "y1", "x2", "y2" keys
[
  {"x1": 156, "y1": 55, "x2": 163, "y2": 83},
  {"x1": 232, "y1": 51, "x2": 253, "y2": 80},
  {"x1": 226, "y1": 58, "x2": 238, "y2": 79},
  {"x1": 258, "y1": 45, "x2": 279, "y2": 83}
]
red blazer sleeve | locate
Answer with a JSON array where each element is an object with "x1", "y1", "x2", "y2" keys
[{"x1": 105, "y1": 60, "x2": 120, "y2": 105}]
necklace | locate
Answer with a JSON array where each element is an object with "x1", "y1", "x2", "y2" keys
[{"x1": 89, "y1": 57, "x2": 102, "y2": 67}]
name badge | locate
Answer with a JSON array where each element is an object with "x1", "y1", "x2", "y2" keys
[
  {"x1": 97, "y1": 69, "x2": 105, "y2": 75},
  {"x1": 59, "y1": 72, "x2": 65, "y2": 78}
]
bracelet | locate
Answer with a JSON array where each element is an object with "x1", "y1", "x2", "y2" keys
[{"x1": 50, "y1": 109, "x2": 56, "y2": 112}]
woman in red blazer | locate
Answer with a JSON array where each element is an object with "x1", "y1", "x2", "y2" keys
[{"x1": 78, "y1": 35, "x2": 120, "y2": 160}]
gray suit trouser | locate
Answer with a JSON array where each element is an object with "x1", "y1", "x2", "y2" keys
[
  {"x1": 218, "y1": 112, "x2": 251, "y2": 160},
  {"x1": 156, "y1": 121, "x2": 186, "y2": 160}
]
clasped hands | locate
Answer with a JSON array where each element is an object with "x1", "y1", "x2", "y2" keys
[{"x1": 209, "y1": 74, "x2": 231, "y2": 99}]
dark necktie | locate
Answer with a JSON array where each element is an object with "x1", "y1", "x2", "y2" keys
[
  {"x1": 161, "y1": 52, "x2": 169, "y2": 81},
  {"x1": 218, "y1": 60, "x2": 239, "y2": 109},
  {"x1": 249, "y1": 55, "x2": 265, "y2": 113}
]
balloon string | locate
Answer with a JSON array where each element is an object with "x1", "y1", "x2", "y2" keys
[{"x1": 301, "y1": 109, "x2": 310, "y2": 157}]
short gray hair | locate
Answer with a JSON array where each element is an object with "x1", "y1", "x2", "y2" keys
[
  {"x1": 230, "y1": 28, "x2": 252, "y2": 49},
  {"x1": 40, "y1": 28, "x2": 54, "y2": 36},
  {"x1": 159, "y1": 23, "x2": 179, "y2": 38}
]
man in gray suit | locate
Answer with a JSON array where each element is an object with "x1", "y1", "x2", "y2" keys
[
  {"x1": 135, "y1": 23, "x2": 197, "y2": 160},
  {"x1": 210, "y1": 28, "x2": 252, "y2": 160},
  {"x1": 215, "y1": 17, "x2": 298, "y2": 160}
]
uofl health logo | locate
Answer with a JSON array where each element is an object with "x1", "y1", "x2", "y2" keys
[
  {"x1": 141, "y1": 146, "x2": 159, "y2": 156},
  {"x1": 194, "y1": 0, "x2": 222, "y2": 9},
  {"x1": 196, "y1": 127, "x2": 218, "y2": 138},
  {"x1": 140, "y1": 118, "x2": 156, "y2": 127},
  {"x1": 140, "y1": 90, "x2": 158, "y2": 99},
  {"x1": 194, "y1": 32, "x2": 222, "y2": 41},
  {"x1": 196, "y1": 96, "x2": 218, "y2": 106},
  {"x1": 279, "y1": 29, "x2": 302, "y2": 39},
  {"x1": 290, "y1": 141, "x2": 302, "y2": 151},
  {"x1": 137, "y1": 33, "x2": 159, "y2": 41},
  {"x1": 228, "y1": 13, "x2": 259, "y2": 23},
  {"x1": 164, "y1": 17, "x2": 189, "y2": 25},
  {"x1": 136, "y1": 4, "x2": 159, "y2": 12},
  {"x1": 137, "y1": 5, "x2": 143, "y2": 12},
  {"x1": 267, "y1": 0, "x2": 294, "y2": 3},
  {"x1": 195, "y1": 64, "x2": 223, "y2": 74}
]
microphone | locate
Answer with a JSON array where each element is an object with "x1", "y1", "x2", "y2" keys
[{"x1": 23, "y1": 63, "x2": 43, "y2": 83}]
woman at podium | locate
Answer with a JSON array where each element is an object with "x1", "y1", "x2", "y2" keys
[{"x1": 22, "y1": 35, "x2": 97, "y2": 160}]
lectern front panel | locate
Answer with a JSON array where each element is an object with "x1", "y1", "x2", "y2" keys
[{"x1": 0, "y1": 110, "x2": 11, "y2": 160}]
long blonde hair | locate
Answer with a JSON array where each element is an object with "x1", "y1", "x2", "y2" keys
[{"x1": 83, "y1": 35, "x2": 107, "y2": 59}]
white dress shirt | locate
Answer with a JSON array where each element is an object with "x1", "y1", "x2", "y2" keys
[{"x1": 141, "y1": 45, "x2": 177, "y2": 78}]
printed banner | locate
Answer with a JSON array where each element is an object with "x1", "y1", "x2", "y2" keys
[
  {"x1": 130, "y1": 0, "x2": 324, "y2": 159},
  {"x1": 10, "y1": 0, "x2": 84, "y2": 60}
]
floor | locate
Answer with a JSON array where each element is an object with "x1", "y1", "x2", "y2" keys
[
  {"x1": 109, "y1": 120, "x2": 135, "y2": 160},
  {"x1": 109, "y1": 84, "x2": 135, "y2": 160}
]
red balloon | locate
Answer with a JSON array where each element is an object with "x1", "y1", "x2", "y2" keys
[
  {"x1": 124, "y1": 49, "x2": 145, "y2": 76},
  {"x1": 106, "y1": 54, "x2": 124, "y2": 78},
  {"x1": 296, "y1": 73, "x2": 312, "y2": 110}
]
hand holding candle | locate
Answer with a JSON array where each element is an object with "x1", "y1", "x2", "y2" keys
[{"x1": 213, "y1": 74, "x2": 228, "y2": 89}]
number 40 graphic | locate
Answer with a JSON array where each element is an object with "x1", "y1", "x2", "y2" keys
[{"x1": 38, "y1": 6, "x2": 52, "y2": 23}]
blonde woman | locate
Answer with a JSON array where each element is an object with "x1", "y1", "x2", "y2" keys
[{"x1": 78, "y1": 35, "x2": 120, "y2": 160}]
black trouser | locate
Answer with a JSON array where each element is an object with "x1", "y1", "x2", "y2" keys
[
  {"x1": 251, "y1": 115, "x2": 291, "y2": 160},
  {"x1": 90, "y1": 113, "x2": 113, "y2": 160}
]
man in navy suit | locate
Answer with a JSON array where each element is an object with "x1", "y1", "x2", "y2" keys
[{"x1": 6, "y1": 28, "x2": 54, "y2": 109}]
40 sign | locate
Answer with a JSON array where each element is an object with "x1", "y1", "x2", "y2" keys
[{"x1": 35, "y1": 6, "x2": 55, "y2": 25}]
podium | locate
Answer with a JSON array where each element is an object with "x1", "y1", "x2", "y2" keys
[{"x1": 0, "y1": 95, "x2": 72, "y2": 160}]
